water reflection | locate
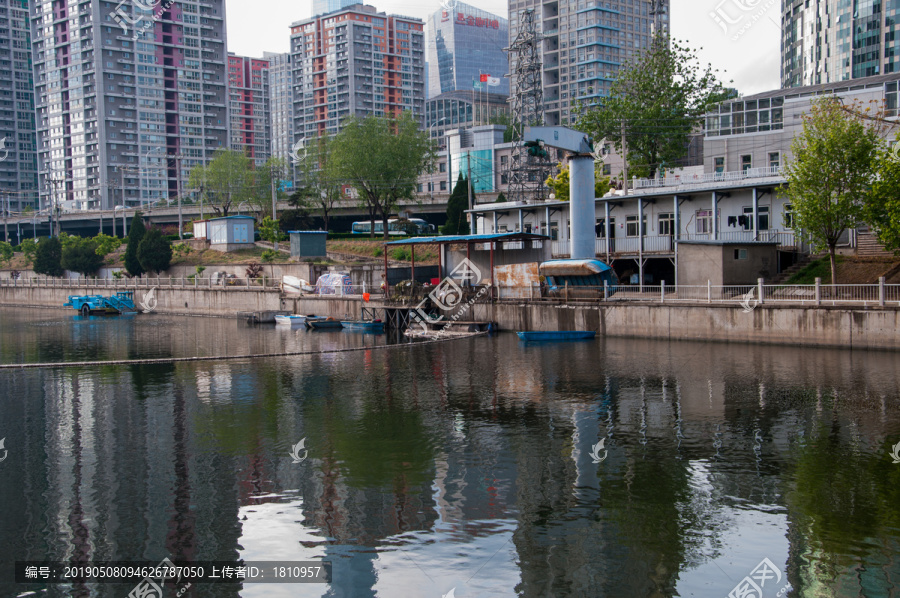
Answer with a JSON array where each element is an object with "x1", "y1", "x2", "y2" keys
[{"x1": 0, "y1": 311, "x2": 899, "y2": 596}]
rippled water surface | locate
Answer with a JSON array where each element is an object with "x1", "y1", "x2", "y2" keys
[{"x1": 1, "y1": 309, "x2": 900, "y2": 597}]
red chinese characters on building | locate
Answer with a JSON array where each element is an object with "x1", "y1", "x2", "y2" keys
[{"x1": 456, "y1": 13, "x2": 500, "y2": 29}]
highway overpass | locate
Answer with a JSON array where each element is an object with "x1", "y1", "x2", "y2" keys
[{"x1": 0, "y1": 191, "x2": 501, "y2": 243}]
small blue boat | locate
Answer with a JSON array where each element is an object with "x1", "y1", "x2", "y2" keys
[
  {"x1": 516, "y1": 331, "x2": 596, "y2": 341},
  {"x1": 342, "y1": 320, "x2": 385, "y2": 332}
]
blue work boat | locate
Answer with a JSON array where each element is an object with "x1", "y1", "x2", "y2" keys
[
  {"x1": 342, "y1": 320, "x2": 385, "y2": 332},
  {"x1": 64, "y1": 291, "x2": 137, "y2": 315},
  {"x1": 516, "y1": 331, "x2": 596, "y2": 341}
]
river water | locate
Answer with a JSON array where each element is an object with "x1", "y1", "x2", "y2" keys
[{"x1": 1, "y1": 309, "x2": 899, "y2": 598}]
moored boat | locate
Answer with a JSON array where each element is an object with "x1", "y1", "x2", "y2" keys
[
  {"x1": 275, "y1": 314, "x2": 317, "y2": 328},
  {"x1": 306, "y1": 317, "x2": 344, "y2": 330},
  {"x1": 516, "y1": 331, "x2": 596, "y2": 341}
]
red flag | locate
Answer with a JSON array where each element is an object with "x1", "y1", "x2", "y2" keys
[{"x1": 480, "y1": 74, "x2": 488, "y2": 82}]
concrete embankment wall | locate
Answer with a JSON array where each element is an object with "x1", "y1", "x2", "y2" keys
[
  {"x1": 0, "y1": 285, "x2": 284, "y2": 316},
  {"x1": 469, "y1": 302, "x2": 899, "y2": 351},
  {"x1": 2, "y1": 284, "x2": 898, "y2": 350}
]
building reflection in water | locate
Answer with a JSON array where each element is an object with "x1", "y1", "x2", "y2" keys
[{"x1": 1, "y1": 313, "x2": 899, "y2": 597}]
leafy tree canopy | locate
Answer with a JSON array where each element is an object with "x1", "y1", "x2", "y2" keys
[
  {"x1": 124, "y1": 213, "x2": 146, "y2": 277},
  {"x1": 0, "y1": 241, "x2": 13, "y2": 267},
  {"x1": 330, "y1": 112, "x2": 434, "y2": 239},
  {"x1": 782, "y1": 97, "x2": 884, "y2": 284},
  {"x1": 33, "y1": 236, "x2": 64, "y2": 277},
  {"x1": 441, "y1": 174, "x2": 471, "y2": 235},
  {"x1": 61, "y1": 236, "x2": 104, "y2": 276},
  {"x1": 576, "y1": 34, "x2": 729, "y2": 179},
  {"x1": 136, "y1": 228, "x2": 173, "y2": 274}
]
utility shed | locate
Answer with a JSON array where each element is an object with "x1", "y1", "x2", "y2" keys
[
  {"x1": 208, "y1": 216, "x2": 255, "y2": 252},
  {"x1": 290, "y1": 231, "x2": 327, "y2": 258},
  {"x1": 676, "y1": 240, "x2": 779, "y2": 286}
]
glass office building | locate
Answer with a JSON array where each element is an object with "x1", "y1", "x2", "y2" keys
[
  {"x1": 427, "y1": 2, "x2": 510, "y2": 98},
  {"x1": 782, "y1": 0, "x2": 900, "y2": 87},
  {"x1": 312, "y1": 0, "x2": 358, "y2": 17}
]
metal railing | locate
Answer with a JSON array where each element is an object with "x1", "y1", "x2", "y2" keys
[
  {"x1": 633, "y1": 166, "x2": 784, "y2": 190},
  {"x1": 502, "y1": 278, "x2": 900, "y2": 308},
  {"x1": 552, "y1": 231, "x2": 799, "y2": 258},
  {"x1": 0, "y1": 276, "x2": 385, "y2": 298},
  {"x1": 0, "y1": 275, "x2": 283, "y2": 291}
]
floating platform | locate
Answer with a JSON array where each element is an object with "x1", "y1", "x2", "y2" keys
[
  {"x1": 342, "y1": 320, "x2": 385, "y2": 332},
  {"x1": 238, "y1": 311, "x2": 291, "y2": 324},
  {"x1": 516, "y1": 331, "x2": 596, "y2": 341}
]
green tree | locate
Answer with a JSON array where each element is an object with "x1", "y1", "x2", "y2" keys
[
  {"x1": 330, "y1": 112, "x2": 434, "y2": 239},
  {"x1": 866, "y1": 134, "x2": 900, "y2": 253},
  {"x1": 19, "y1": 238, "x2": 38, "y2": 265},
  {"x1": 61, "y1": 236, "x2": 104, "y2": 276},
  {"x1": 136, "y1": 228, "x2": 173, "y2": 274},
  {"x1": 33, "y1": 236, "x2": 64, "y2": 277},
  {"x1": 441, "y1": 174, "x2": 471, "y2": 235},
  {"x1": 279, "y1": 192, "x2": 316, "y2": 231},
  {"x1": 782, "y1": 97, "x2": 882, "y2": 284},
  {"x1": 496, "y1": 191, "x2": 507, "y2": 203},
  {"x1": 188, "y1": 149, "x2": 255, "y2": 217},
  {"x1": 247, "y1": 156, "x2": 290, "y2": 219},
  {"x1": 294, "y1": 136, "x2": 342, "y2": 232},
  {"x1": 0, "y1": 241, "x2": 13, "y2": 267},
  {"x1": 258, "y1": 216, "x2": 286, "y2": 245},
  {"x1": 545, "y1": 163, "x2": 613, "y2": 201},
  {"x1": 576, "y1": 34, "x2": 728, "y2": 179},
  {"x1": 124, "y1": 213, "x2": 147, "y2": 277},
  {"x1": 93, "y1": 233, "x2": 122, "y2": 258}
]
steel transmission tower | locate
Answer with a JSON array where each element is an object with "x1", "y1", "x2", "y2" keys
[
  {"x1": 506, "y1": 9, "x2": 551, "y2": 204},
  {"x1": 647, "y1": 0, "x2": 667, "y2": 35}
]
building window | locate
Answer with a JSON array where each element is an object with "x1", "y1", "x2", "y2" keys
[
  {"x1": 734, "y1": 248, "x2": 748, "y2": 260},
  {"x1": 741, "y1": 155, "x2": 752, "y2": 172},
  {"x1": 626, "y1": 215, "x2": 645, "y2": 237},
  {"x1": 658, "y1": 212, "x2": 674, "y2": 236},
  {"x1": 696, "y1": 210, "x2": 712, "y2": 234},
  {"x1": 602, "y1": 163, "x2": 611, "y2": 175},
  {"x1": 742, "y1": 206, "x2": 770, "y2": 230},
  {"x1": 784, "y1": 203, "x2": 794, "y2": 229},
  {"x1": 439, "y1": 162, "x2": 446, "y2": 173},
  {"x1": 439, "y1": 180, "x2": 447, "y2": 191},
  {"x1": 714, "y1": 157, "x2": 725, "y2": 174},
  {"x1": 596, "y1": 217, "x2": 614, "y2": 238},
  {"x1": 768, "y1": 152, "x2": 780, "y2": 169}
]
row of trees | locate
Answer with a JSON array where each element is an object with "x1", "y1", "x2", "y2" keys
[
  {"x1": 187, "y1": 153, "x2": 289, "y2": 220},
  {"x1": 19, "y1": 214, "x2": 172, "y2": 278},
  {"x1": 184, "y1": 112, "x2": 434, "y2": 240}
]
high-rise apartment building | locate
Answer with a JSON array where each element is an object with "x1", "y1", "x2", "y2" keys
[
  {"x1": 0, "y1": 0, "x2": 38, "y2": 214},
  {"x1": 31, "y1": 0, "x2": 230, "y2": 211},
  {"x1": 290, "y1": 4, "x2": 425, "y2": 140},
  {"x1": 228, "y1": 54, "x2": 270, "y2": 166},
  {"x1": 426, "y1": 3, "x2": 509, "y2": 98},
  {"x1": 510, "y1": 0, "x2": 668, "y2": 126},
  {"x1": 264, "y1": 51, "x2": 294, "y2": 168},
  {"x1": 781, "y1": 0, "x2": 899, "y2": 87},
  {"x1": 312, "y1": 0, "x2": 358, "y2": 18}
]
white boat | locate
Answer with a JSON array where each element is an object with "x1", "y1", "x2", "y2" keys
[
  {"x1": 282, "y1": 276, "x2": 315, "y2": 294},
  {"x1": 275, "y1": 314, "x2": 317, "y2": 328}
]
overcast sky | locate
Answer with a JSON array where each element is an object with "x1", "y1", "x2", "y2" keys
[{"x1": 225, "y1": 0, "x2": 781, "y2": 95}]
